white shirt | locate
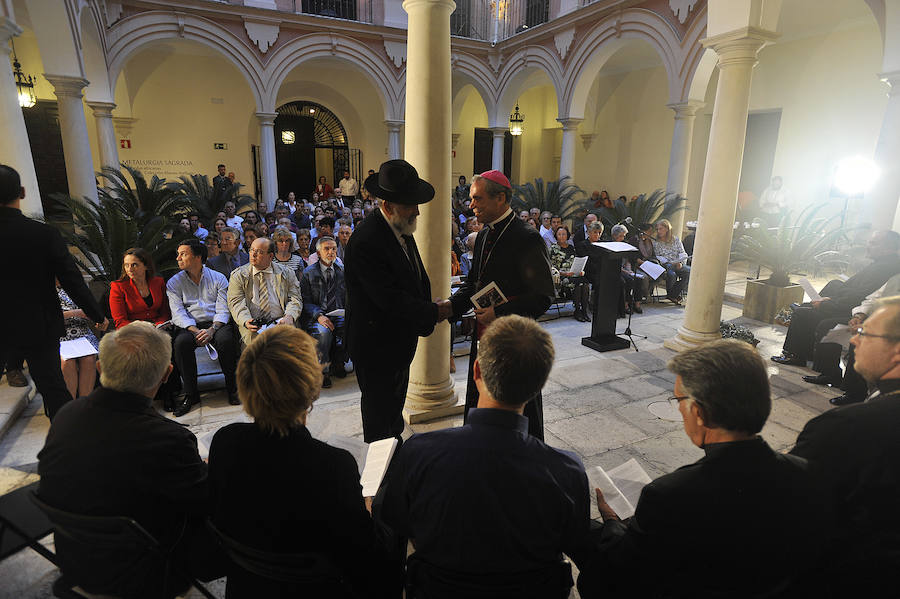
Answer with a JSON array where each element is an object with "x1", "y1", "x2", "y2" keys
[
  {"x1": 226, "y1": 215, "x2": 244, "y2": 229},
  {"x1": 166, "y1": 266, "x2": 230, "y2": 328},
  {"x1": 193, "y1": 226, "x2": 209, "y2": 240},
  {"x1": 759, "y1": 187, "x2": 789, "y2": 215},
  {"x1": 250, "y1": 265, "x2": 285, "y2": 320},
  {"x1": 539, "y1": 225, "x2": 555, "y2": 247},
  {"x1": 339, "y1": 177, "x2": 359, "y2": 198}
]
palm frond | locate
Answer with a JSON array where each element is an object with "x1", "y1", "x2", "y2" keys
[
  {"x1": 511, "y1": 176, "x2": 587, "y2": 221},
  {"x1": 598, "y1": 190, "x2": 687, "y2": 235}
]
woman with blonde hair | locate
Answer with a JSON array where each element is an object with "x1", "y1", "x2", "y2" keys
[
  {"x1": 652, "y1": 218, "x2": 690, "y2": 304},
  {"x1": 207, "y1": 326, "x2": 396, "y2": 598}
]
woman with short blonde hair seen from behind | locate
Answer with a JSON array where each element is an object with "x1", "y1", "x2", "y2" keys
[{"x1": 207, "y1": 326, "x2": 396, "y2": 598}]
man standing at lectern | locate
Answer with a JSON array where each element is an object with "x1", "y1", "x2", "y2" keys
[
  {"x1": 345, "y1": 160, "x2": 452, "y2": 443},
  {"x1": 450, "y1": 170, "x2": 555, "y2": 439}
]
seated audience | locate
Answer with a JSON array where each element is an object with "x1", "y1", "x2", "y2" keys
[
  {"x1": 167, "y1": 239, "x2": 239, "y2": 416},
  {"x1": 573, "y1": 212, "x2": 597, "y2": 246},
  {"x1": 58, "y1": 286, "x2": 99, "y2": 399},
  {"x1": 189, "y1": 213, "x2": 208, "y2": 240},
  {"x1": 109, "y1": 248, "x2": 171, "y2": 329},
  {"x1": 313, "y1": 175, "x2": 333, "y2": 201},
  {"x1": 538, "y1": 211, "x2": 554, "y2": 247},
  {"x1": 38, "y1": 322, "x2": 211, "y2": 599},
  {"x1": 208, "y1": 227, "x2": 248, "y2": 278},
  {"x1": 611, "y1": 224, "x2": 645, "y2": 314},
  {"x1": 223, "y1": 201, "x2": 243, "y2": 230},
  {"x1": 227, "y1": 237, "x2": 302, "y2": 349},
  {"x1": 272, "y1": 226, "x2": 304, "y2": 273},
  {"x1": 791, "y1": 296, "x2": 900, "y2": 595},
  {"x1": 379, "y1": 315, "x2": 591, "y2": 597},
  {"x1": 337, "y1": 223, "x2": 352, "y2": 261},
  {"x1": 299, "y1": 236, "x2": 347, "y2": 388},
  {"x1": 771, "y1": 230, "x2": 900, "y2": 366},
  {"x1": 804, "y1": 272, "x2": 900, "y2": 405},
  {"x1": 209, "y1": 326, "x2": 396, "y2": 598},
  {"x1": 459, "y1": 231, "x2": 476, "y2": 276},
  {"x1": 242, "y1": 209, "x2": 260, "y2": 228},
  {"x1": 578, "y1": 339, "x2": 830, "y2": 599},
  {"x1": 241, "y1": 226, "x2": 259, "y2": 254},
  {"x1": 550, "y1": 225, "x2": 589, "y2": 322},
  {"x1": 296, "y1": 228, "x2": 313, "y2": 264},
  {"x1": 178, "y1": 217, "x2": 190, "y2": 233},
  {"x1": 293, "y1": 202, "x2": 312, "y2": 230},
  {"x1": 576, "y1": 220, "x2": 604, "y2": 295},
  {"x1": 652, "y1": 219, "x2": 689, "y2": 304},
  {"x1": 213, "y1": 217, "x2": 227, "y2": 235}
]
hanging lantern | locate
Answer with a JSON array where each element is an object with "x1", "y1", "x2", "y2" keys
[
  {"x1": 509, "y1": 103, "x2": 524, "y2": 136},
  {"x1": 11, "y1": 41, "x2": 36, "y2": 109}
]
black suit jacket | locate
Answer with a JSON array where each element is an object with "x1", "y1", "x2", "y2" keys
[
  {"x1": 578, "y1": 438, "x2": 830, "y2": 599},
  {"x1": 344, "y1": 209, "x2": 437, "y2": 367},
  {"x1": 212, "y1": 174, "x2": 232, "y2": 203},
  {"x1": 0, "y1": 206, "x2": 104, "y2": 346},
  {"x1": 207, "y1": 249, "x2": 249, "y2": 279},
  {"x1": 208, "y1": 423, "x2": 397, "y2": 598},
  {"x1": 826, "y1": 255, "x2": 900, "y2": 311},
  {"x1": 791, "y1": 388, "x2": 900, "y2": 581},
  {"x1": 37, "y1": 387, "x2": 208, "y2": 597},
  {"x1": 450, "y1": 210, "x2": 554, "y2": 320}
]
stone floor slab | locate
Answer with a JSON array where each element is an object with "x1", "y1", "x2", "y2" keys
[{"x1": 546, "y1": 410, "x2": 648, "y2": 458}]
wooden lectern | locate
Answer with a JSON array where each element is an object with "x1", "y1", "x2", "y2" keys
[{"x1": 580, "y1": 242, "x2": 639, "y2": 353}]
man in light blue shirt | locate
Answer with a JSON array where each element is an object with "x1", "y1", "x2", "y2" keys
[{"x1": 167, "y1": 238, "x2": 239, "y2": 417}]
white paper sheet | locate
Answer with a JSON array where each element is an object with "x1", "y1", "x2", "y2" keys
[
  {"x1": 594, "y1": 241, "x2": 639, "y2": 253},
  {"x1": 570, "y1": 256, "x2": 588, "y2": 276},
  {"x1": 59, "y1": 338, "x2": 97, "y2": 360},
  {"x1": 639, "y1": 261, "x2": 666, "y2": 280},
  {"x1": 326, "y1": 309, "x2": 345, "y2": 317},
  {"x1": 590, "y1": 458, "x2": 652, "y2": 520},
  {"x1": 360, "y1": 437, "x2": 398, "y2": 497},
  {"x1": 821, "y1": 324, "x2": 853, "y2": 349},
  {"x1": 797, "y1": 278, "x2": 822, "y2": 302}
]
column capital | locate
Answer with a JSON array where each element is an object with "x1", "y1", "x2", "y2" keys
[
  {"x1": 489, "y1": 126, "x2": 508, "y2": 138},
  {"x1": 402, "y1": 0, "x2": 455, "y2": 14},
  {"x1": 384, "y1": 119, "x2": 404, "y2": 132},
  {"x1": 255, "y1": 111, "x2": 278, "y2": 125},
  {"x1": 44, "y1": 74, "x2": 90, "y2": 99},
  {"x1": 0, "y1": 18, "x2": 23, "y2": 48},
  {"x1": 113, "y1": 116, "x2": 138, "y2": 137},
  {"x1": 666, "y1": 100, "x2": 705, "y2": 119},
  {"x1": 879, "y1": 71, "x2": 900, "y2": 97},
  {"x1": 702, "y1": 26, "x2": 778, "y2": 68},
  {"x1": 556, "y1": 117, "x2": 584, "y2": 131},
  {"x1": 86, "y1": 101, "x2": 116, "y2": 117}
]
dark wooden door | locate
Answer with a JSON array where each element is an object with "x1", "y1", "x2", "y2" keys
[
  {"x1": 21, "y1": 100, "x2": 69, "y2": 220},
  {"x1": 473, "y1": 128, "x2": 513, "y2": 179},
  {"x1": 274, "y1": 114, "x2": 316, "y2": 201}
]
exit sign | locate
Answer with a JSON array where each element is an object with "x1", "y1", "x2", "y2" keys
[{"x1": 214, "y1": 142, "x2": 228, "y2": 150}]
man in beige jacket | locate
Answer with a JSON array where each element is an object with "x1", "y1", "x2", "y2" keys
[{"x1": 228, "y1": 237, "x2": 303, "y2": 347}]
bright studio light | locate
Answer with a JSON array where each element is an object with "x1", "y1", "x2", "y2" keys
[{"x1": 833, "y1": 156, "x2": 879, "y2": 196}]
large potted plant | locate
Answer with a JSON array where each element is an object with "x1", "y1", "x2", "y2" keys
[
  {"x1": 511, "y1": 176, "x2": 588, "y2": 223},
  {"x1": 731, "y1": 204, "x2": 846, "y2": 323},
  {"x1": 171, "y1": 173, "x2": 256, "y2": 224},
  {"x1": 597, "y1": 190, "x2": 687, "y2": 235}
]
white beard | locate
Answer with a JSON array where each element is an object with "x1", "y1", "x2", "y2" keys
[{"x1": 387, "y1": 211, "x2": 417, "y2": 236}]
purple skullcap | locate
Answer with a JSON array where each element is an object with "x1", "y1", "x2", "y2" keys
[{"x1": 479, "y1": 169, "x2": 511, "y2": 189}]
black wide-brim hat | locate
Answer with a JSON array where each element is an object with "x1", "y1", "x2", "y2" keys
[{"x1": 364, "y1": 159, "x2": 435, "y2": 205}]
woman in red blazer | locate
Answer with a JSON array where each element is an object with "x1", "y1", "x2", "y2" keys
[{"x1": 109, "y1": 248, "x2": 171, "y2": 329}]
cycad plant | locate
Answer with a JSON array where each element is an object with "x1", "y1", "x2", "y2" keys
[
  {"x1": 597, "y1": 190, "x2": 687, "y2": 235},
  {"x1": 731, "y1": 203, "x2": 846, "y2": 287},
  {"x1": 172, "y1": 174, "x2": 256, "y2": 224},
  {"x1": 47, "y1": 193, "x2": 190, "y2": 284},
  {"x1": 511, "y1": 176, "x2": 587, "y2": 222},
  {"x1": 96, "y1": 164, "x2": 192, "y2": 228}
]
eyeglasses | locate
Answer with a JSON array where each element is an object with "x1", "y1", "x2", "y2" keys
[
  {"x1": 854, "y1": 327, "x2": 900, "y2": 341},
  {"x1": 666, "y1": 395, "x2": 690, "y2": 406}
]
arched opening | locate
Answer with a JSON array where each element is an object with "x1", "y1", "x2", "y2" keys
[
  {"x1": 451, "y1": 81, "x2": 490, "y2": 180},
  {"x1": 274, "y1": 101, "x2": 352, "y2": 201}
]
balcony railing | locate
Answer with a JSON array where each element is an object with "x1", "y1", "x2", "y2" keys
[
  {"x1": 267, "y1": 0, "x2": 374, "y2": 23},
  {"x1": 452, "y1": 0, "x2": 550, "y2": 42}
]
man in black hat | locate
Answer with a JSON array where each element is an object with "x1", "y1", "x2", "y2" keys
[
  {"x1": 345, "y1": 159, "x2": 453, "y2": 442},
  {"x1": 450, "y1": 170, "x2": 555, "y2": 440}
]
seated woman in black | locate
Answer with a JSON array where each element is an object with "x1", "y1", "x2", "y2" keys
[
  {"x1": 575, "y1": 221, "x2": 605, "y2": 317},
  {"x1": 208, "y1": 327, "x2": 397, "y2": 598},
  {"x1": 550, "y1": 225, "x2": 589, "y2": 322},
  {"x1": 578, "y1": 340, "x2": 831, "y2": 598}
]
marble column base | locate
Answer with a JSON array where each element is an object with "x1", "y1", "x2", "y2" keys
[
  {"x1": 664, "y1": 326, "x2": 722, "y2": 352},
  {"x1": 404, "y1": 395, "x2": 465, "y2": 424}
]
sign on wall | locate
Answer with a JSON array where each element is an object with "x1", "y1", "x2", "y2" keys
[{"x1": 121, "y1": 159, "x2": 196, "y2": 179}]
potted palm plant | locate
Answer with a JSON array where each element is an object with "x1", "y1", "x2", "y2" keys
[
  {"x1": 511, "y1": 176, "x2": 588, "y2": 223},
  {"x1": 597, "y1": 190, "x2": 687, "y2": 235},
  {"x1": 171, "y1": 173, "x2": 256, "y2": 224},
  {"x1": 731, "y1": 204, "x2": 846, "y2": 323}
]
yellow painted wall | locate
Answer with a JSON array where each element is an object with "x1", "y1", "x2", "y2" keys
[
  {"x1": 451, "y1": 84, "x2": 488, "y2": 181},
  {"x1": 511, "y1": 84, "x2": 560, "y2": 186}
]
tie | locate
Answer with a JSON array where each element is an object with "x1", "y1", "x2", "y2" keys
[
  {"x1": 324, "y1": 267, "x2": 335, "y2": 311},
  {"x1": 256, "y1": 271, "x2": 271, "y2": 320},
  {"x1": 402, "y1": 235, "x2": 422, "y2": 283}
]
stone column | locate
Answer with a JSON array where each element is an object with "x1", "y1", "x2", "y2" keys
[
  {"x1": 385, "y1": 119, "x2": 404, "y2": 160},
  {"x1": 557, "y1": 117, "x2": 583, "y2": 179},
  {"x1": 665, "y1": 30, "x2": 776, "y2": 352},
  {"x1": 0, "y1": 19, "x2": 42, "y2": 215},
  {"x1": 44, "y1": 74, "x2": 97, "y2": 202},
  {"x1": 402, "y1": 0, "x2": 460, "y2": 422},
  {"x1": 869, "y1": 71, "x2": 900, "y2": 230},
  {"x1": 256, "y1": 112, "x2": 278, "y2": 213},
  {"x1": 87, "y1": 102, "x2": 119, "y2": 171},
  {"x1": 665, "y1": 100, "x2": 704, "y2": 237},
  {"x1": 490, "y1": 127, "x2": 507, "y2": 171}
]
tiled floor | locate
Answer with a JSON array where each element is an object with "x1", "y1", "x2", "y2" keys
[{"x1": 0, "y1": 297, "x2": 844, "y2": 598}]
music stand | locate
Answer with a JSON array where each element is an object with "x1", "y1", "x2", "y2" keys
[{"x1": 580, "y1": 242, "x2": 640, "y2": 353}]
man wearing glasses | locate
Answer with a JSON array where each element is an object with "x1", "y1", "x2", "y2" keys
[{"x1": 791, "y1": 296, "x2": 900, "y2": 594}]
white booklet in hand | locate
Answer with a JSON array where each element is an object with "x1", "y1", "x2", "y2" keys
[
  {"x1": 639, "y1": 261, "x2": 666, "y2": 281},
  {"x1": 471, "y1": 281, "x2": 508, "y2": 310},
  {"x1": 570, "y1": 256, "x2": 588, "y2": 277},
  {"x1": 328, "y1": 435, "x2": 399, "y2": 497},
  {"x1": 797, "y1": 278, "x2": 822, "y2": 302},
  {"x1": 59, "y1": 338, "x2": 98, "y2": 360},
  {"x1": 590, "y1": 458, "x2": 652, "y2": 520}
]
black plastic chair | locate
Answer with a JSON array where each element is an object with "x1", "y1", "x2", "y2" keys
[
  {"x1": 405, "y1": 553, "x2": 573, "y2": 599},
  {"x1": 30, "y1": 492, "x2": 214, "y2": 599},
  {"x1": 0, "y1": 481, "x2": 57, "y2": 566},
  {"x1": 206, "y1": 519, "x2": 352, "y2": 592}
]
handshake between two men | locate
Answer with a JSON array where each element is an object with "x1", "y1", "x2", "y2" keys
[{"x1": 433, "y1": 298, "x2": 498, "y2": 328}]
